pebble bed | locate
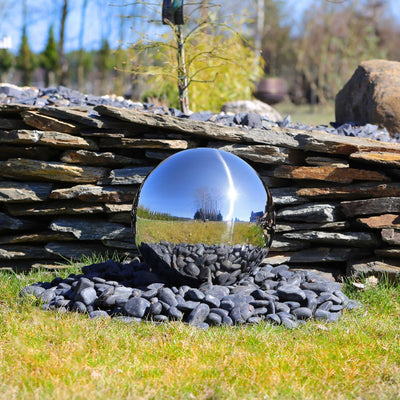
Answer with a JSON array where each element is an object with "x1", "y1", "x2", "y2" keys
[
  {"x1": 140, "y1": 242, "x2": 268, "y2": 286},
  {"x1": 20, "y1": 257, "x2": 361, "y2": 329},
  {"x1": 1, "y1": 83, "x2": 399, "y2": 143}
]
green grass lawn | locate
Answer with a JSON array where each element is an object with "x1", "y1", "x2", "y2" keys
[
  {"x1": 1, "y1": 263, "x2": 400, "y2": 400},
  {"x1": 274, "y1": 101, "x2": 335, "y2": 127}
]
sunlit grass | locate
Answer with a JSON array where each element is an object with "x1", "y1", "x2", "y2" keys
[
  {"x1": 136, "y1": 218, "x2": 266, "y2": 247},
  {"x1": 275, "y1": 101, "x2": 335, "y2": 126},
  {"x1": 1, "y1": 259, "x2": 400, "y2": 399}
]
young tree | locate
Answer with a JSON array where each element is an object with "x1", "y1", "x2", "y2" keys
[
  {"x1": 98, "y1": 38, "x2": 113, "y2": 93},
  {"x1": 126, "y1": 1, "x2": 264, "y2": 113},
  {"x1": 0, "y1": 49, "x2": 13, "y2": 82},
  {"x1": 16, "y1": 26, "x2": 36, "y2": 86},
  {"x1": 40, "y1": 25, "x2": 58, "y2": 87}
]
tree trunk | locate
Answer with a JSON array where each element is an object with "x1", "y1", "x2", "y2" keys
[
  {"x1": 58, "y1": 0, "x2": 69, "y2": 86},
  {"x1": 78, "y1": 0, "x2": 89, "y2": 91},
  {"x1": 176, "y1": 25, "x2": 190, "y2": 114}
]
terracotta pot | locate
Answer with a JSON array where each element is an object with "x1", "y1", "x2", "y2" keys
[{"x1": 254, "y1": 77, "x2": 288, "y2": 105}]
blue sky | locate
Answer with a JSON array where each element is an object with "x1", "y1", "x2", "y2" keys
[{"x1": 0, "y1": 0, "x2": 399, "y2": 53}]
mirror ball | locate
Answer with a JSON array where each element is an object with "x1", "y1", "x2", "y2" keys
[{"x1": 132, "y1": 148, "x2": 275, "y2": 285}]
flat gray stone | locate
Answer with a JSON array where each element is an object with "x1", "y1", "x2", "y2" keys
[
  {"x1": 99, "y1": 166, "x2": 154, "y2": 185},
  {"x1": 0, "y1": 181, "x2": 53, "y2": 202},
  {"x1": 341, "y1": 197, "x2": 400, "y2": 217},
  {"x1": 282, "y1": 230, "x2": 380, "y2": 247},
  {"x1": 50, "y1": 218, "x2": 131, "y2": 240},
  {"x1": 276, "y1": 203, "x2": 341, "y2": 223}
]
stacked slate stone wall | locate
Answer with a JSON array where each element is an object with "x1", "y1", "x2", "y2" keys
[{"x1": 1, "y1": 103, "x2": 400, "y2": 278}]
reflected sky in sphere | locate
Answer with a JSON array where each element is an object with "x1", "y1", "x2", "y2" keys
[{"x1": 137, "y1": 148, "x2": 267, "y2": 222}]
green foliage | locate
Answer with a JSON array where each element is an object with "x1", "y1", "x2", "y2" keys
[
  {"x1": 40, "y1": 25, "x2": 58, "y2": 71},
  {"x1": 15, "y1": 26, "x2": 37, "y2": 85},
  {"x1": 0, "y1": 49, "x2": 13, "y2": 75},
  {"x1": 128, "y1": 4, "x2": 264, "y2": 112},
  {"x1": 98, "y1": 38, "x2": 113, "y2": 73}
]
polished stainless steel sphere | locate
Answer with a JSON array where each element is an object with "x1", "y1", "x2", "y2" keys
[{"x1": 132, "y1": 148, "x2": 275, "y2": 285}]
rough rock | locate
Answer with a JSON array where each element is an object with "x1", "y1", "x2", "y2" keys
[
  {"x1": 0, "y1": 181, "x2": 53, "y2": 202},
  {"x1": 297, "y1": 183, "x2": 400, "y2": 200},
  {"x1": 99, "y1": 137, "x2": 195, "y2": 150},
  {"x1": 269, "y1": 187, "x2": 308, "y2": 206},
  {"x1": 44, "y1": 242, "x2": 112, "y2": 260},
  {"x1": 6, "y1": 201, "x2": 106, "y2": 216},
  {"x1": 219, "y1": 100, "x2": 281, "y2": 121},
  {"x1": 99, "y1": 166, "x2": 153, "y2": 185},
  {"x1": 381, "y1": 228, "x2": 400, "y2": 245},
  {"x1": 341, "y1": 197, "x2": 400, "y2": 217},
  {"x1": 211, "y1": 143, "x2": 299, "y2": 165},
  {"x1": 0, "y1": 231, "x2": 74, "y2": 244},
  {"x1": 282, "y1": 230, "x2": 380, "y2": 247},
  {"x1": 357, "y1": 214, "x2": 400, "y2": 229},
  {"x1": 0, "y1": 159, "x2": 108, "y2": 183},
  {"x1": 374, "y1": 248, "x2": 400, "y2": 258},
  {"x1": 335, "y1": 59, "x2": 400, "y2": 135},
  {"x1": 275, "y1": 221, "x2": 349, "y2": 233},
  {"x1": 0, "y1": 130, "x2": 97, "y2": 149},
  {"x1": 347, "y1": 259, "x2": 400, "y2": 279},
  {"x1": 22, "y1": 111, "x2": 80, "y2": 133},
  {"x1": 50, "y1": 218, "x2": 131, "y2": 240},
  {"x1": 0, "y1": 146, "x2": 57, "y2": 162},
  {"x1": 49, "y1": 184, "x2": 137, "y2": 203},
  {"x1": 273, "y1": 165, "x2": 389, "y2": 184},
  {"x1": 60, "y1": 150, "x2": 144, "y2": 166},
  {"x1": 0, "y1": 245, "x2": 56, "y2": 260},
  {"x1": 276, "y1": 203, "x2": 341, "y2": 223},
  {"x1": 305, "y1": 156, "x2": 349, "y2": 167},
  {"x1": 350, "y1": 151, "x2": 400, "y2": 167}
]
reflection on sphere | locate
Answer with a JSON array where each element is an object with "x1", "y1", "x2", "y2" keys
[{"x1": 132, "y1": 148, "x2": 275, "y2": 285}]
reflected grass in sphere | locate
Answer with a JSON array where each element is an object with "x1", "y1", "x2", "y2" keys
[{"x1": 132, "y1": 148, "x2": 275, "y2": 285}]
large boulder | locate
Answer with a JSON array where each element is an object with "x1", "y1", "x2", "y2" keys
[
  {"x1": 335, "y1": 59, "x2": 400, "y2": 136},
  {"x1": 220, "y1": 100, "x2": 282, "y2": 122}
]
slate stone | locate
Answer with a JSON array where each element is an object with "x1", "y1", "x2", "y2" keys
[
  {"x1": 89, "y1": 310, "x2": 110, "y2": 319},
  {"x1": 61, "y1": 150, "x2": 144, "y2": 167},
  {"x1": 22, "y1": 111, "x2": 81, "y2": 133},
  {"x1": 0, "y1": 129, "x2": 96, "y2": 149},
  {"x1": 276, "y1": 203, "x2": 341, "y2": 223},
  {"x1": 347, "y1": 259, "x2": 400, "y2": 279},
  {"x1": 296, "y1": 182, "x2": 400, "y2": 201},
  {"x1": 350, "y1": 151, "x2": 400, "y2": 167},
  {"x1": 282, "y1": 230, "x2": 380, "y2": 247},
  {"x1": 50, "y1": 184, "x2": 137, "y2": 203},
  {"x1": 0, "y1": 159, "x2": 107, "y2": 183},
  {"x1": 357, "y1": 214, "x2": 400, "y2": 229},
  {"x1": 0, "y1": 245, "x2": 57, "y2": 260},
  {"x1": 99, "y1": 166, "x2": 154, "y2": 185},
  {"x1": 341, "y1": 197, "x2": 400, "y2": 217},
  {"x1": 0, "y1": 181, "x2": 53, "y2": 202},
  {"x1": 99, "y1": 137, "x2": 194, "y2": 150},
  {"x1": 7, "y1": 201, "x2": 106, "y2": 216},
  {"x1": 123, "y1": 297, "x2": 150, "y2": 318},
  {"x1": 211, "y1": 143, "x2": 297, "y2": 165},
  {"x1": 50, "y1": 218, "x2": 131, "y2": 240},
  {"x1": 45, "y1": 242, "x2": 111, "y2": 261},
  {"x1": 381, "y1": 228, "x2": 400, "y2": 245},
  {"x1": 273, "y1": 165, "x2": 389, "y2": 184}
]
